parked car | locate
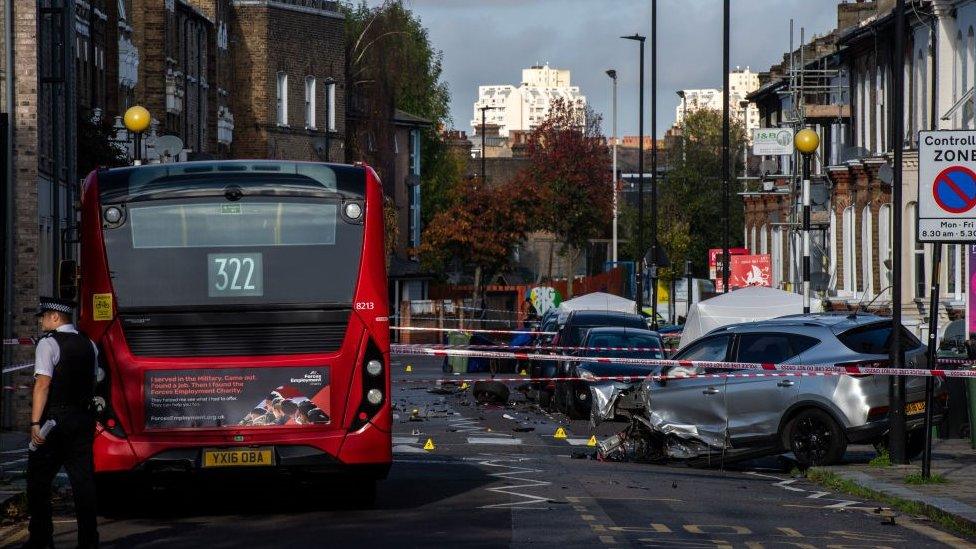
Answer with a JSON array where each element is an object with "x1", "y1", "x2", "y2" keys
[
  {"x1": 532, "y1": 310, "x2": 647, "y2": 409},
  {"x1": 593, "y1": 313, "x2": 947, "y2": 467},
  {"x1": 558, "y1": 327, "x2": 664, "y2": 419}
]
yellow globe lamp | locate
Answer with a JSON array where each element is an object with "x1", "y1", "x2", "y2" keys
[
  {"x1": 123, "y1": 105, "x2": 152, "y2": 134},
  {"x1": 794, "y1": 128, "x2": 820, "y2": 156}
]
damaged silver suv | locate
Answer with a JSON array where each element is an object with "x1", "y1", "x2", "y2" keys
[{"x1": 593, "y1": 313, "x2": 946, "y2": 467}]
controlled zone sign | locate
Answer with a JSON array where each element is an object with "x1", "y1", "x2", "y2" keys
[{"x1": 918, "y1": 130, "x2": 976, "y2": 242}]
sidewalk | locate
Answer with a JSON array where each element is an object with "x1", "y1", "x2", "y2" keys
[{"x1": 817, "y1": 439, "x2": 976, "y2": 530}]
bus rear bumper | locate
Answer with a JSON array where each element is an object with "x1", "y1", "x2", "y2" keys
[{"x1": 94, "y1": 419, "x2": 392, "y2": 477}]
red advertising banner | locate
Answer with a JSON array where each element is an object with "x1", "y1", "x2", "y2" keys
[
  {"x1": 709, "y1": 247, "x2": 750, "y2": 280},
  {"x1": 715, "y1": 254, "x2": 772, "y2": 292}
]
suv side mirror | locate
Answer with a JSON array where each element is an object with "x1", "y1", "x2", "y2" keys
[{"x1": 57, "y1": 259, "x2": 78, "y2": 301}]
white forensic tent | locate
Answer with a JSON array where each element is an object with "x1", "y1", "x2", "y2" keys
[
  {"x1": 556, "y1": 292, "x2": 636, "y2": 324},
  {"x1": 678, "y1": 286, "x2": 822, "y2": 349}
]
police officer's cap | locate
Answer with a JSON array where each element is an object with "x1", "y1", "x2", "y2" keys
[{"x1": 35, "y1": 296, "x2": 75, "y2": 317}]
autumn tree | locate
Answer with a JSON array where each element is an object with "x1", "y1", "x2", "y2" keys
[
  {"x1": 418, "y1": 173, "x2": 540, "y2": 301},
  {"x1": 342, "y1": 0, "x2": 457, "y2": 208},
  {"x1": 622, "y1": 108, "x2": 747, "y2": 283},
  {"x1": 527, "y1": 98, "x2": 612, "y2": 297}
]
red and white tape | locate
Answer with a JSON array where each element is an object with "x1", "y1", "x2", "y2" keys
[
  {"x1": 2, "y1": 362, "x2": 34, "y2": 375},
  {"x1": 391, "y1": 344, "x2": 976, "y2": 379},
  {"x1": 2, "y1": 338, "x2": 35, "y2": 346},
  {"x1": 394, "y1": 371, "x2": 849, "y2": 385},
  {"x1": 391, "y1": 326, "x2": 556, "y2": 336},
  {"x1": 416, "y1": 343, "x2": 672, "y2": 353}
]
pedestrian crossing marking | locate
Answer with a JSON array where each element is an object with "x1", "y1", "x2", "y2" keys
[
  {"x1": 423, "y1": 438, "x2": 435, "y2": 451},
  {"x1": 553, "y1": 427, "x2": 568, "y2": 439},
  {"x1": 467, "y1": 437, "x2": 522, "y2": 445}
]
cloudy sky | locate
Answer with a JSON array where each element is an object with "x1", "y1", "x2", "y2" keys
[{"x1": 385, "y1": 0, "x2": 838, "y2": 136}]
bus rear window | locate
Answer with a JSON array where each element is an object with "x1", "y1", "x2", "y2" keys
[{"x1": 129, "y1": 202, "x2": 337, "y2": 248}]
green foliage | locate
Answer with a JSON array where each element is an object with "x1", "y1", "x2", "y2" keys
[
  {"x1": 77, "y1": 111, "x2": 127, "y2": 177},
  {"x1": 869, "y1": 449, "x2": 891, "y2": 468},
  {"x1": 904, "y1": 472, "x2": 947, "y2": 485},
  {"x1": 808, "y1": 469, "x2": 975, "y2": 538},
  {"x1": 622, "y1": 109, "x2": 747, "y2": 281}
]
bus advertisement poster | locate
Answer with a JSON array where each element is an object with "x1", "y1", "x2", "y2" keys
[{"x1": 144, "y1": 367, "x2": 331, "y2": 429}]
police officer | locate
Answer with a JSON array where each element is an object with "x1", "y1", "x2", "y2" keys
[{"x1": 25, "y1": 297, "x2": 99, "y2": 549}]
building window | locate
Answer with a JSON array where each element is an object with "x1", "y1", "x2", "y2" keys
[
  {"x1": 760, "y1": 224, "x2": 768, "y2": 255},
  {"x1": 860, "y1": 206, "x2": 873, "y2": 297},
  {"x1": 304, "y1": 76, "x2": 316, "y2": 129},
  {"x1": 878, "y1": 204, "x2": 891, "y2": 297},
  {"x1": 276, "y1": 72, "x2": 288, "y2": 126},
  {"x1": 327, "y1": 81, "x2": 336, "y2": 132},
  {"x1": 408, "y1": 129, "x2": 421, "y2": 250},
  {"x1": 842, "y1": 206, "x2": 856, "y2": 293},
  {"x1": 750, "y1": 226, "x2": 757, "y2": 254},
  {"x1": 875, "y1": 65, "x2": 885, "y2": 153},
  {"x1": 829, "y1": 207, "x2": 837, "y2": 290}
]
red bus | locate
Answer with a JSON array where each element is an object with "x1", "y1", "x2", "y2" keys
[{"x1": 62, "y1": 160, "x2": 390, "y2": 496}]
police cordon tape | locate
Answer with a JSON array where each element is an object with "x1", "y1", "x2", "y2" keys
[
  {"x1": 391, "y1": 344, "x2": 976, "y2": 379},
  {"x1": 2, "y1": 338, "x2": 36, "y2": 346},
  {"x1": 419, "y1": 343, "x2": 677, "y2": 353},
  {"x1": 391, "y1": 326, "x2": 556, "y2": 336},
  {"x1": 2, "y1": 362, "x2": 35, "y2": 375},
  {"x1": 394, "y1": 371, "x2": 855, "y2": 385}
]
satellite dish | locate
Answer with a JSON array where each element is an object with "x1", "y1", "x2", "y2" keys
[
  {"x1": 155, "y1": 135, "x2": 184, "y2": 159},
  {"x1": 760, "y1": 158, "x2": 778, "y2": 175},
  {"x1": 878, "y1": 163, "x2": 894, "y2": 184}
]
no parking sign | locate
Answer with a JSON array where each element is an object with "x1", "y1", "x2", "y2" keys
[{"x1": 918, "y1": 130, "x2": 976, "y2": 242}]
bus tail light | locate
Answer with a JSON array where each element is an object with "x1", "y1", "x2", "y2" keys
[
  {"x1": 349, "y1": 340, "x2": 385, "y2": 432},
  {"x1": 94, "y1": 356, "x2": 127, "y2": 439}
]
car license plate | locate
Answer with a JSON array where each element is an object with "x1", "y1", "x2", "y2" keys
[
  {"x1": 202, "y1": 447, "x2": 273, "y2": 468},
  {"x1": 905, "y1": 401, "x2": 925, "y2": 415}
]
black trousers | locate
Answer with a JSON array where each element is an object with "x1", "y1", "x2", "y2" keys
[{"x1": 26, "y1": 410, "x2": 98, "y2": 548}]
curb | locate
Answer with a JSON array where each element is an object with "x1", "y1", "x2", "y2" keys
[{"x1": 816, "y1": 468, "x2": 976, "y2": 533}]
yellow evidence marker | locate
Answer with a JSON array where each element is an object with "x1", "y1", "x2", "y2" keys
[
  {"x1": 423, "y1": 438, "x2": 436, "y2": 451},
  {"x1": 553, "y1": 427, "x2": 568, "y2": 439},
  {"x1": 406, "y1": 364, "x2": 413, "y2": 373},
  {"x1": 587, "y1": 435, "x2": 598, "y2": 447}
]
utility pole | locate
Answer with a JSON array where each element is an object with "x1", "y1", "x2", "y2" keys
[
  {"x1": 607, "y1": 69, "x2": 619, "y2": 264},
  {"x1": 622, "y1": 33, "x2": 646, "y2": 309},
  {"x1": 721, "y1": 0, "x2": 731, "y2": 293},
  {"x1": 889, "y1": 0, "x2": 908, "y2": 464},
  {"x1": 650, "y1": 0, "x2": 659, "y2": 328}
]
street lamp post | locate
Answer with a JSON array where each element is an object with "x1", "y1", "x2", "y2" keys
[
  {"x1": 676, "y1": 90, "x2": 687, "y2": 163},
  {"x1": 650, "y1": 0, "x2": 659, "y2": 329},
  {"x1": 606, "y1": 69, "x2": 619, "y2": 264},
  {"x1": 721, "y1": 0, "x2": 731, "y2": 293},
  {"x1": 622, "y1": 33, "x2": 646, "y2": 310},
  {"x1": 124, "y1": 105, "x2": 152, "y2": 166},
  {"x1": 794, "y1": 128, "x2": 819, "y2": 315},
  {"x1": 890, "y1": 0, "x2": 909, "y2": 465}
]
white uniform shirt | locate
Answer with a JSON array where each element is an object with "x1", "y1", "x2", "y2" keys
[{"x1": 33, "y1": 324, "x2": 99, "y2": 379}]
